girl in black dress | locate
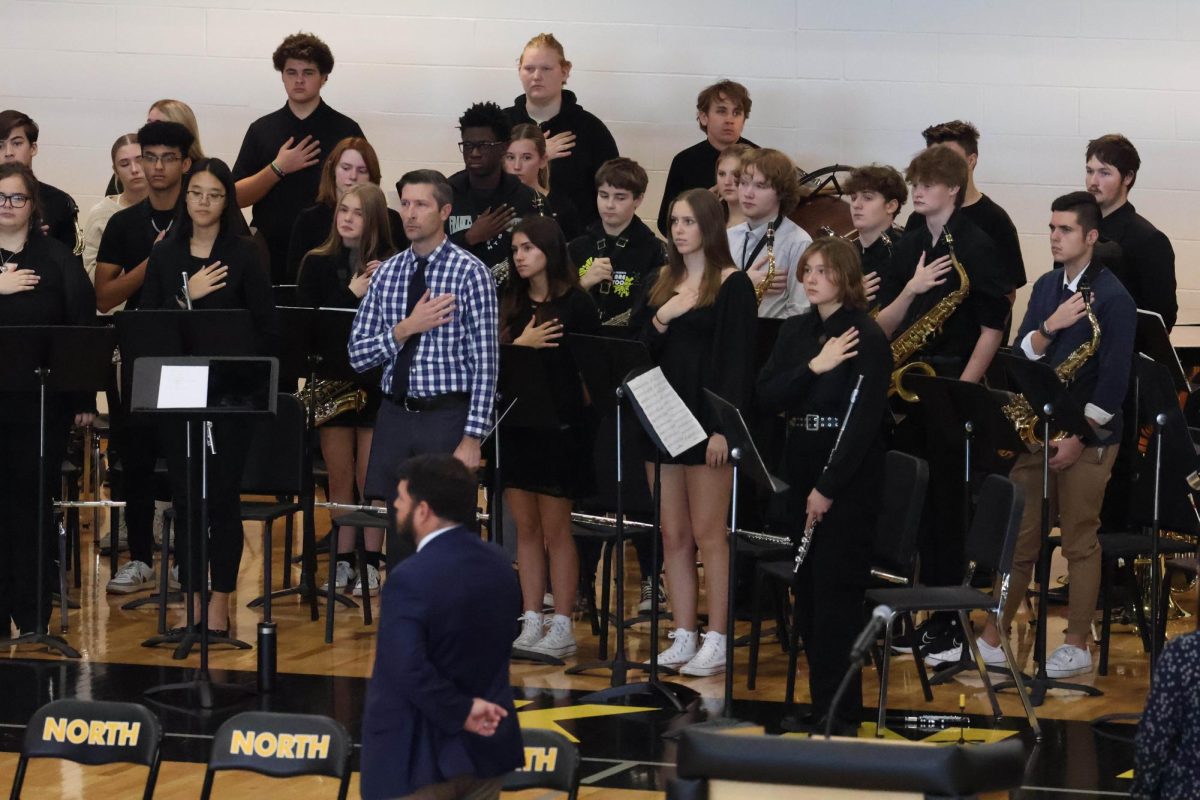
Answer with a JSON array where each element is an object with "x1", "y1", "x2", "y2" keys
[
  {"x1": 638, "y1": 188, "x2": 757, "y2": 677},
  {"x1": 298, "y1": 182, "x2": 396, "y2": 596},
  {"x1": 502, "y1": 215, "x2": 600, "y2": 659},
  {"x1": 141, "y1": 158, "x2": 277, "y2": 637},
  {"x1": 756, "y1": 236, "x2": 891, "y2": 731},
  {"x1": 0, "y1": 163, "x2": 96, "y2": 637},
  {"x1": 287, "y1": 137, "x2": 406, "y2": 283}
]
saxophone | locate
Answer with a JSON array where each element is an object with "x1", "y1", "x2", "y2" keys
[
  {"x1": 1001, "y1": 281, "x2": 1101, "y2": 448},
  {"x1": 888, "y1": 231, "x2": 969, "y2": 402},
  {"x1": 754, "y1": 222, "x2": 776, "y2": 304},
  {"x1": 295, "y1": 380, "x2": 368, "y2": 426}
]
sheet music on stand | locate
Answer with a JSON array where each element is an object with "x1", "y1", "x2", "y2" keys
[{"x1": 623, "y1": 367, "x2": 707, "y2": 457}]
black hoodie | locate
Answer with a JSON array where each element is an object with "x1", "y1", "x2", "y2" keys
[
  {"x1": 444, "y1": 170, "x2": 539, "y2": 276},
  {"x1": 567, "y1": 216, "x2": 666, "y2": 327},
  {"x1": 504, "y1": 90, "x2": 619, "y2": 229}
]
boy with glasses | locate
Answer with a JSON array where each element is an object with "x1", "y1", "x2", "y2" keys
[{"x1": 444, "y1": 102, "x2": 538, "y2": 280}]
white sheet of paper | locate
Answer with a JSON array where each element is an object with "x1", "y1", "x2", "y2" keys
[
  {"x1": 625, "y1": 367, "x2": 707, "y2": 458},
  {"x1": 157, "y1": 365, "x2": 209, "y2": 409}
]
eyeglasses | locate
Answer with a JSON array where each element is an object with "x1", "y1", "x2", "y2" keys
[
  {"x1": 186, "y1": 189, "x2": 226, "y2": 204},
  {"x1": 0, "y1": 193, "x2": 30, "y2": 208},
  {"x1": 458, "y1": 140, "x2": 506, "y2": 153},
  {"x1": 141, "y1": 153, "x2": 182, "y2": 166}
]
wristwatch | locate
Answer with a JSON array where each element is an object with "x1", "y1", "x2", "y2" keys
[{"x1": 1038, "y1": 320, "x2": 1056, "y2": 339}]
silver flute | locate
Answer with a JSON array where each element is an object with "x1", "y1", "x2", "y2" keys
[
  {"x1": 793, "y1": 373, "x2": 864, "y2": 573},
  {"x1": 180, "y1": 272, "x2": 193, "y2": 310}
]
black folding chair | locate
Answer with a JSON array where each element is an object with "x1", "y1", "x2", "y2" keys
[
  {"x1": 11, "y1": 698, "x2": 162, "y2": 800},
  {"x1": 867, "y1": 474, "x2": 1040, "y2": 737},
  {"x1": 241, "y1": 394, "x2": 305, "y2": 616},
  {"x1": 200, "y1": 711, "x2": 352, "y2": 800},
  {"x1": 501, "y1": 728, "x2": 581, "y2": 800}
]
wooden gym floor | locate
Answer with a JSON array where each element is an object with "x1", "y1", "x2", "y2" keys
[{"x1": 0, "y1": 495, "x2": 1185, "y2": 798}]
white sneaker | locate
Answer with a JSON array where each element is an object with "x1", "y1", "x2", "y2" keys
[
  {"x1": 1046, "y1": 644, "x2": 1092, "y2": 678},
  {"x1": 680, "y1": 631, "x2": 727, "y2": 676},
  {"x1": 513, "y1": 611, "x2": 545, "y2": 649},
  {"x1": 925, "y1": 636, "x2": 1007, "y2": 668},
  {"x1": 106, "y1": 560, "x2": 155, "y2": 595},
  {"x1": 658, "y1": 628, "x2": 699, "y2": 668},
  {"x1": 322, "y1": 561, "x2": 355, "y2": 592},
  {"x1": 528, "y1": 614, "x2": 576, "y2": 658},
  {"x1": 352, "y1": 564, "x2": 380, "y2": 597}
]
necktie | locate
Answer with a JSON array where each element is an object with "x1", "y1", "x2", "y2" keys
[{"x1": 391, "y1": 256, "x2": 428, "y2": 400}]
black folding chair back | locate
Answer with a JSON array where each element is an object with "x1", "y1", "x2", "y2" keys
[
  {"x1": 869, "y1": 451, "x2": 929, "y2": 584},
  {"x1": 11, "y1": 698, "x2": 163, "y2": 800},
  {"x1": 501, "y1": 728, "x2": 581, "y2": 799},
  {"x1": 201, "y1": 711, "x2": 353, "y2": 800},
  {"x1": 241, "y1": 393, "x2": 305, "y2": 497}
]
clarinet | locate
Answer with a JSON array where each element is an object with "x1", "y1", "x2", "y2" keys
[{"x1": 793, "y1": 373, "x2": 864, "y2": 573}]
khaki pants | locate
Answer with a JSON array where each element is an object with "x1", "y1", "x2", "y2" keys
[
  {"x1": 1001, "y1": 445, "x2": 1119, "y2": 639},
  {"x1": 398, "y1": 775, "x2": 504, "y2": 800}
]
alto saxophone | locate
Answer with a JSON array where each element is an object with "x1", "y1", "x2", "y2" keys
[
  {"x1": 754, "y1": 222, "x2": 776, "y2": 304},
  {"x1": 888, "y1": 231, "x2": 970, "y2": 402},
  {"x1": 1001, "y1": 281, "x2": 1101, "y2": 448},
  {"x1": 295, "y1": 380, "x2": 369, "y2": 427}
]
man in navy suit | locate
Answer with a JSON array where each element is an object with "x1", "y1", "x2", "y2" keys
[{"x1": 361, "y1": 454, "x2": 523, "y2": 799}]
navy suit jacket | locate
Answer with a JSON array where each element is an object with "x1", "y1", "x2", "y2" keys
[{"x1": 360, "y1": 527, "x2": 523, "y2": 799}]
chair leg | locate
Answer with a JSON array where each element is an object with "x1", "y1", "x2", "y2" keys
[
  {"x1": 876, "y1": 616, "x2": 895, "y2": 736},
  {"x1": 962, "y1": 611, "x2": 1002, "y2": 719},
  {"x1": 355, "y1": 527, "x2": 372, "y2": 626},
  {"x1": 997, "y1": 617, "x2": 1041, "y2": 738},
  {"x1": 784, "y1": 578, "x2": 803, "y2": 709},
  {"x1": 282, "y1": 512, "x2": 295, "y2": 589},
  {"x1": 906, "y1": 612, "x2": 933, "y2": 702},
  {"x1": 747, "y1": 564, "x2": 765, "y2": 691},
  {"x1": 1099, "y1": 558, "x2": 1113, "y2": 676}
]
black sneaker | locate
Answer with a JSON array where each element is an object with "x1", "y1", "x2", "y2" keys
[{"x1": 891, "y1": 614, "x2": 958, "y2": 655}]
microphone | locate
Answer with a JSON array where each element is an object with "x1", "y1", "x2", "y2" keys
[{"x1": 849, "y1": 604, "x2": 893, "y2": 667}]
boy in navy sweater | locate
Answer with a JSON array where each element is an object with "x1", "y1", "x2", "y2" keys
[{"x1": 926, "y1": 191, "x2": 1135, "y2": 679}]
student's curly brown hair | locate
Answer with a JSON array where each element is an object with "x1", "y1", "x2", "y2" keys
[{"x1": 272, "y1": 32, "x2": 335, "y2": 75}]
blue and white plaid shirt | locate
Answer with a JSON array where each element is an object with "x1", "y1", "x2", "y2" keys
[{"x1": 348, "y1": 236, "x2": 498, "y2": 438}]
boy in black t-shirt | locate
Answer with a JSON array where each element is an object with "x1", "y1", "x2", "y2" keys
[
  {"x1": 656, "y1": 80, "x2": 757, "y2": 236},
  {"x1": 568, "y1": 157, "x2": 666, "y2": 327},
  {"x1": 445, "y1": 102, "x2": 538, "y2": 282},
  {"x1": 233, "y1": 32, "x2": 363, "y2": 284},
  {"x1": 0, "y1": 110, "x2": 80, "y2": 255},
  {"x1": 904, "y1": 120, "x2": 1025, "y2": 296},
  {"x1": 94, "y1": 120, "x2": 195, "y2": 597},
  {"x1": 845, "y1": 164, "x2": 907, "y2": 308},
  {"x1": 95, "y1": 121, "x2": 193, "y2": 313}
]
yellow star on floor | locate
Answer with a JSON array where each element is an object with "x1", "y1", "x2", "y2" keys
[{"x1": 515, "y1": 701, "x2": 656, "y2": 743}]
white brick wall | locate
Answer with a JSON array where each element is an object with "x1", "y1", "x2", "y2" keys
[{"x1": 3, "y1": 0, "x2": 1199, "y2": 320}]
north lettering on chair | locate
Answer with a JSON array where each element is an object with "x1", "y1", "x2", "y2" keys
[{"x1": 41, "y1": 717, "x2": 142, "y2": 748}]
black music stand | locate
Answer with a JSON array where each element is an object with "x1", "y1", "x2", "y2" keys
[
  {"x1": 906, "y1": 375, "x2": 1023, "y2": 686},
  {"x1": 993, "y1": 354, "x2": 1103, "y2": 706},
  {"x1": 480, "y1": 397, "x2": 516, "y2": 548},
  {"x1": 134, "y1": 352, "x2": 277, "y2": 711},
  {"x1": 598, "y1": 365, "x2": 705, "y2": 712},
  {"x1": 567, "y1": 334, "x2": 656, "y2": 690},
  {"x1": 1136, "y1": 310, "x2": 1188, "y2": 393},
  {"x1": 270, "y1": 307, "x2": 379, "y2": 617},
  {"x1": 0, "y1": 326, "x2": 114, "y2": 658},
  {"x1": 705, "y1": 389, "x2": 787, "y2": 721},
  {"x1": 497, "y1": 344, "x2": 570, "y2": 667}
]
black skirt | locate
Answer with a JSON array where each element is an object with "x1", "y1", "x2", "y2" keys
[{"x1": 499, "y1": 413, "x2": 597, "y2": 500}]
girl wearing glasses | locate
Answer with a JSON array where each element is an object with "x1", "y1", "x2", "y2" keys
[
  {"x1": 141, "y1": 157, "x2": 277, "y2": 639},
  {"x1": 0, "y1": 162, "x2": 96, "y2": 637}
]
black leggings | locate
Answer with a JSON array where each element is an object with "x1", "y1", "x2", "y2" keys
[
  {"x1": 0, "y1": 398, "x2": 70, "y2": 634},
  {"x1": 164, "y1": 419, "x2": 252, "y2": 595}
]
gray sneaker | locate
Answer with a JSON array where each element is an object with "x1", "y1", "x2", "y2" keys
[{"x1": 106, "y1": 560, "x2": 155, "y2": 595}]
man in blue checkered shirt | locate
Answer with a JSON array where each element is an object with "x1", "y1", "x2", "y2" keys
[{"x1": 349, "y1": 169, "x2": 498, "y2": 510}]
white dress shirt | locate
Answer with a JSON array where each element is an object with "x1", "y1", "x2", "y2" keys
[{"x1": 728, "y1": 215, "x2": 812, "y2": 320}]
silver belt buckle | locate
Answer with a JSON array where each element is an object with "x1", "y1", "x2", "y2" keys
[
  {"x1": 805, "y1": 414, "x2": 820, "y2": 432},
  {"x1": 403, "y1": 396, "x2": 420, "y2": 413}
]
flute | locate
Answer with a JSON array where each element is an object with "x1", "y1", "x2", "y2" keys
[
  {"x1": 180, "y1": 271, "x2": 193, "y2": 310},
  {"x1": 793, "y1": 373, "x2": 864, "y2": 573}
]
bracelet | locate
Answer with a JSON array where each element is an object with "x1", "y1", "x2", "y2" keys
[
  {"x1": 653, "y1": 313, "x2": 667, "y2": 328},
  {"x1": 269, "y1": 161, "x2": 285, "y2": 179}
]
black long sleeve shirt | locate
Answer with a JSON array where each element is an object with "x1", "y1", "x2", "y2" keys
[
  {"x1": 756, "y1": 306, "x2": 892, "y2": 502},
  {"x1": 1097, "y1": 201, "x2": 1177, "y2": 331},
  {"x1": 656, "y1": 137, "x2": 757, "y2": 237}
]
